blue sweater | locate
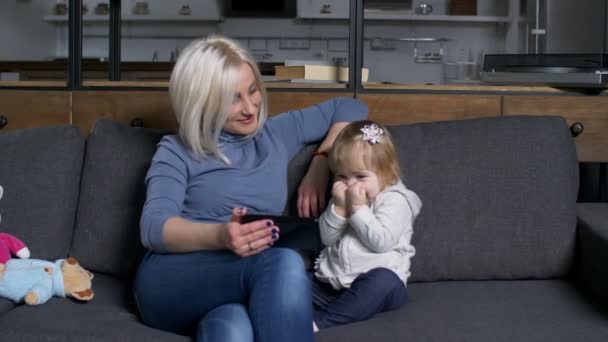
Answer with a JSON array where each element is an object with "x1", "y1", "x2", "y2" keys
[{"x1": 140, "y1": 98, "x2": 368, "y2": 252}]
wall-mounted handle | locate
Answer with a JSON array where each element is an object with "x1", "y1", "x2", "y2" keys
[
  {"x1": 130, "y1": 117, "x2": 144, "y2": 128},
  {"x1": 570, "y1": 122, "x2": 584, "y2": 137},
  {"x1": 0, "y1": 115, "x2": 7, "y2": 129}
]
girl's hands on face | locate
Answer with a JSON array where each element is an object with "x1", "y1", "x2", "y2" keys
[
  {"x1": 346, "y1": 182, "x2": 368, "y2": 214},
  {"x1": 223, "y1": 208, "x2": 280, "y2": 257},
  {"x1": 331, "y1": 181, "x2": 348, "y2": 208}
]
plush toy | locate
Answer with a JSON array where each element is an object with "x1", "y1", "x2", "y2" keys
[
  {"x1": 0, "y1": 257, "x2": 94, "y2": 305},
  {"x1": 0, "y1": 186, "x2": 31, "y2": 264},
  {"x1": 0, "y1": 233, "x2": 30, "y2": 264}
]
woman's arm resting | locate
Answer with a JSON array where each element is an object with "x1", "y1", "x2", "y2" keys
[
  {"x1": 298, "y1": 122, "x2": 349, "y2": 218},
  {"x1": 162, "y1": 208, "x2": 280, "y2": 256}
]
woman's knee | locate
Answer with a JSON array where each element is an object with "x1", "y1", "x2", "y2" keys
[
  {"x1": 197, "y1": 304, "x2": 253, "y2": 342},
  {"x1": 264, "y1": 248, "x2": 306, "y2": 276}
]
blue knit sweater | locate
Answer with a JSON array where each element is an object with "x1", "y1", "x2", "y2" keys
[{"x1": 140, "y1": 98, "x2": 368, "y2": 252}]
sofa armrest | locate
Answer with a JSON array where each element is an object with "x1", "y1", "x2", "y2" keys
[{"x1": 576, "y1": 203, "x2": 608, "y2": 306}]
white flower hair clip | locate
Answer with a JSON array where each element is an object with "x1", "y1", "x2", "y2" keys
[{"x1": 360, "y1": 123, "x2": 384, "y2": 144}]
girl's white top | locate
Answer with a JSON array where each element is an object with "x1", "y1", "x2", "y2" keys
[{"x1": 315, "y1": 181, "x2": 422, "y2": 290}]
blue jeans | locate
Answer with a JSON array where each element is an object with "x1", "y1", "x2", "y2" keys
[
  {"x1": 312, "y1": 268, "x2": 408, "y2": 329},
  {"x1": 134, "y1": 247, "x2": 314, "y2": 342}
]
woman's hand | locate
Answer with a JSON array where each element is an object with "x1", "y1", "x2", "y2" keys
[
  {"x1": 222, "y1": 208, "x2": 280, "y2": 257},
  {"x1": 297, "y1": 156, "x2": 329, "y2": 218}
]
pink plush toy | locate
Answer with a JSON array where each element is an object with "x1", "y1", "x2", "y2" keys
[
  {"x1": 0, "y1": 233, "x2": 30, "y2": 264},
  {"x1": 0, "y1": 185, "x2": 31, "y2": 264}
]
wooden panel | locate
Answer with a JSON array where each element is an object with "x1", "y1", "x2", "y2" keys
[
  {"x1": 72, "y1": 91, "x2": 177, "y2": 134},
  {"x1": 359, "y1": 94, "x2": 501, "y2": 125},
  {"x1": 267, "y1": 92, "x2": 350, "y2": 116},
  {"x1": 503, "y1": 96, "x2": 608, "y2": 162},
  {"x1": 0, "y1": 91, "x2": 70, "y2": 131}
]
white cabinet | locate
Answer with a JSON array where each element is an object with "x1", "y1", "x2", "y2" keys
[
  {"x1": 121, "y1": 0, "x2": 222, "y2": 21},
  {"x1": 297, "y1": 0, "x2": 350, "y2": 19},
  {"x1": 45, "y1": 0, "x2": 222, "y2": 22}
]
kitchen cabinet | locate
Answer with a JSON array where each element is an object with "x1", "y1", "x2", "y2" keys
[
  {"x1": 45, "y1": 0, "x2": 222, "y2": 22},
  {"x1": 0, "y1": 91, "x2": 70, "y2": 131},
  {"x1": 503, "y1": 96, "x2": 608, "y2": 162},
  {"x1": 297, "y1": 0, "x2": 350, "y2": 19}
]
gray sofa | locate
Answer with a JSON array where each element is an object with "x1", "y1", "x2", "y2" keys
[{"x1": 0, "y1": 115, "x2": 607, "y2": 341}]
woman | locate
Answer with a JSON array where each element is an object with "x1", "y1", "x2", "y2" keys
[{"x1": 133, "y1": 35, "x2": 368, "y2": 342}]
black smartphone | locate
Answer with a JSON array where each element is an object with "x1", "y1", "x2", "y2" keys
[{"x1": 240, "y1": 214, "x2": 317, "y2": 226}]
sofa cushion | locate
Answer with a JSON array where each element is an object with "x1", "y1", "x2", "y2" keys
[
  {"x1": 0, "y1": 125, "x2": 84, "y2": 261},
  {"x1": 0, "y1": 273, "x2": 188, "y2": 341},
  {"x1": 0, "y1": 298, "x2": 15, "y2": 316},
  {"x1": 284, "y1": 144, "x2": 318, "y2": 216},
  {"x1": 71, "y1": 120, "x2": 169, "y2": 278},
  {"x1": 315, "y1": 280, "x2": 608, "y2": 342},
  {"x1": 388, "y1": 115, "x2": 579, "y2": 281}
]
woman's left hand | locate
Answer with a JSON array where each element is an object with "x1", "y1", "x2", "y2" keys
[{"x1": 297, "y1": 156, "x2": 329, "y2": 218}]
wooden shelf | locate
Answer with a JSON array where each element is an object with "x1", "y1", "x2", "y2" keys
[
  {"x1": 43, "y1": 15, "x2": 221, "y2": 22},
  {"x1": 364, "y1": 13, "x2": 512, "y2": 23}
]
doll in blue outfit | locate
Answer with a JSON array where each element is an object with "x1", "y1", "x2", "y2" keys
[{"x1": 133, "y1": 35, "x2": 368, "y2": 342}]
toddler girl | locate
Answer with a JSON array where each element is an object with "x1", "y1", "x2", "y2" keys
[{"x1": 313, "y1": 120, "x2": 422, "y2": 330}]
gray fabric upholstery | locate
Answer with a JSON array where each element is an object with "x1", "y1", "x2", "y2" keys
[
  {"x1": 316, "y1": 280, "x2": 608, "y2": 342},
  {"x1": 0, "y1": 125, "x2": 84, "y2": 261},
  {"x1": 0, "y1": 276, "x2": 188, "y2": 341},
  {"x1": 0, "y1": 298, "x2": 15, "y2": 316},
  {"x1": 576, "y1": 203, "x2": 608, "y2": 307},
  {"x1": 388, "y1": 115, "x2": 579, "y2": 282},
  {"x1": 71, "y1": 120, "x2": 169, "y2": 278},
  {"x1": 284, "y1": 144, "x2": 318, "y2": 215}
]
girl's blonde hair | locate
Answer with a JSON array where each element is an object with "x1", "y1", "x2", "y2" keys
[
  {"x1": 169, "y1": 35, "x2": 268, "y2": 163},
  {"x1": 329, "y1": 120, "x2": 401, "y2": 188}
]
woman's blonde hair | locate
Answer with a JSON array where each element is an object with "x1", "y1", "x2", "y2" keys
[
  {"x1": 169, "y1": 35, "x2": 268, "y2": 163},
  {"x1": 329, "y1": 120, "x2": 401, "y2": 188}
]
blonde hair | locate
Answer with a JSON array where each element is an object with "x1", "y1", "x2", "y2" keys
[
  {"x1": 329, "y1": 120, "x2": 401, "y2": 188},
  {"x1": 169, "y1": 35, "x2": 268, "y2": 163}
]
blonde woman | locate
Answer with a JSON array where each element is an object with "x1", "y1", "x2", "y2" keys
[
  {"x1": 313, "y1": 120, "x2": 421, "y2": 330},
  {"x1": 133, "y1": 35, "x2": 367, "y2": 342}
]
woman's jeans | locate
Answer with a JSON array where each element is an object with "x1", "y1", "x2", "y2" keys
[{"x1": 133, "y1": 221, "x2": 321, "y2": 342}]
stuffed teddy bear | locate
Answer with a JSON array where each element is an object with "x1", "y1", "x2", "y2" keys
[
  {"x1": 0, "y1": 186, "x2": 31, "y2": 264},
  {"x1": 0, "y1": 257, "x2": 94, "y2": 305}
]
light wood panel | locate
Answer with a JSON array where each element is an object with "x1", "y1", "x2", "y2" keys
[
  {"x1": 72, "y1": 91, "x2": 176, "y2": 134},
  {"x1": 358, "y1": 93, "x2": 501, "y2": 125},
  {"x1": 363, "y1": 83, "x2": 566, "y2": 93},
  {"x1": 503, "y1": 96, "x2": 608, "y2": 162},
  {"x1": 267, "y1": 92, "x2": 351, "y2": 116},
  {"x1": 0, "y1": 90, "x2": 70, "y2": 131}
]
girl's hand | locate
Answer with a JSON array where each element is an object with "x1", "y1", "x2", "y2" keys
[
  {"x1": 346, "y1": 182, "x2": 367, "y2": 214},
  {"x1": 331, "y1": 181, "x2": 348, "y2": 212},
  {"x1": 223, "y1": 208, "x2": 280, "y2": 257}
]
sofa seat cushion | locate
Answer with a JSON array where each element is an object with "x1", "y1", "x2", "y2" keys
[
  {"x1": 0, "y1": 125, "x2": 85, "y2": 260},
  {"x1": 0, "y1": 273, "x2": 188, "y2": 341},
  {"x1": 0, "y1": 298, "x2": 15, "y2": 316},
  {"x1": 388, "y1": 115, "x2": 579, "y2": 281},
  {"x1": 71, "y1": 120, "x2": 169, "y2": 278},
  {"x1": 315, "y1": 280, "x2": 608, "y2": 342}
]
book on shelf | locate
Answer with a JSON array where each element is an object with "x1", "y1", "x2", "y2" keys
[{"x1": 274, "y1": 65, "x2": 369, "y2": 82}]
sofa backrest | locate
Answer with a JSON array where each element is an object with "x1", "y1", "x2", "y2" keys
[
  {"x1": 0, "y1": 125, "x2": 85, "y2": 261},
  {"x1": 70, "y1": 115, "x2": 579, "y2": 282},
  {"x1": 388, "y1": 115, "x2": 579, "y2": 282},
  {"x1": 70, "y1": 120, "x2": 168, "y2": 279}
]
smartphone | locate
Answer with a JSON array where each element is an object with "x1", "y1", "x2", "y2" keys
[{"x1": 240, "y1": 214, "x2": 317, "y2": 226}]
